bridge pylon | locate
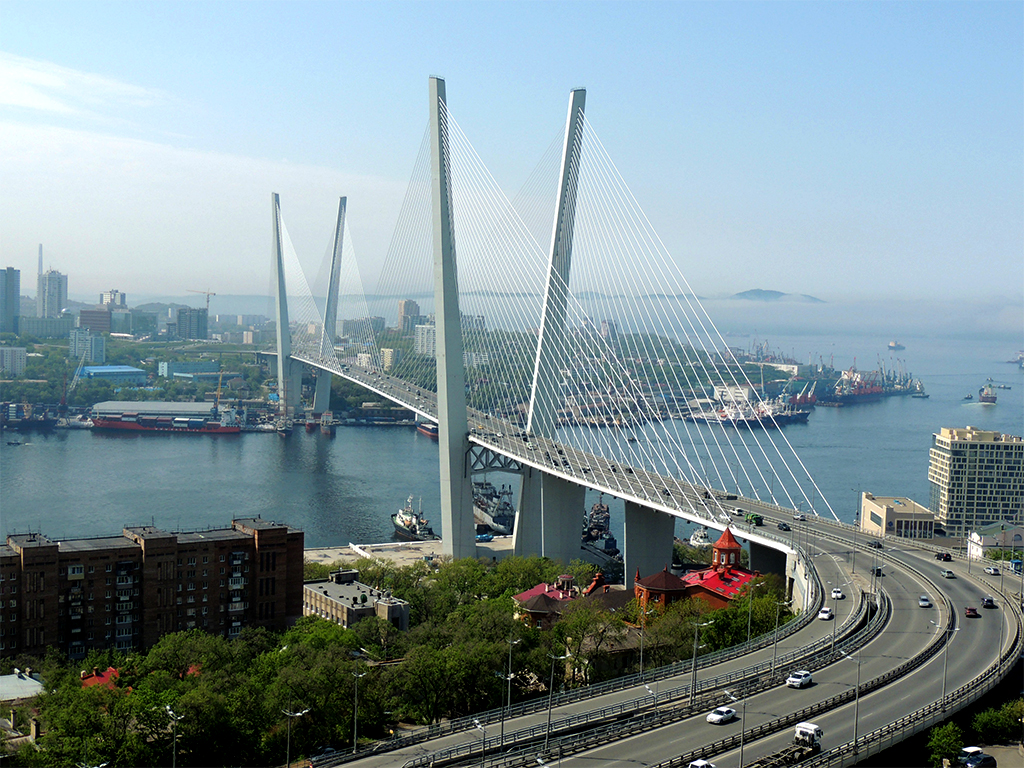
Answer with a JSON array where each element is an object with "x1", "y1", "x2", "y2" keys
[
  {"x1": 271, "y1": 192, "x2": 302, "y2": 419},
  {"x1": 312, "y1": 197, "x2": 347, "y2": 415},
  {"x1": 429, "y1": 77, "x2": 476, "y2": 559}
]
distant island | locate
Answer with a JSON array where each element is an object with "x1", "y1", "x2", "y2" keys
[{"x1": 730, "y1": 289, "x2": 826, "y2": 304}]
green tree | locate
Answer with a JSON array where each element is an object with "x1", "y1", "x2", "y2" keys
[{"x1": 927, "y1": 722, "x2": 964, "y2": 768}]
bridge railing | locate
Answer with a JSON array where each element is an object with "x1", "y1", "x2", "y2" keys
[{"x1": 399, "y1": 589, "x2": 887, "y2": 768}]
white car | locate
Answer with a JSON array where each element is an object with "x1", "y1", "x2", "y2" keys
[
  {"x1": 793, "y1": 513, "x2": 806, "y2": 521},
  {"x1": 984, "y1": 566, "x2": 999, "y2": 575},
  {"x1": 687, "y1": 761, "x2": 717, "y2": 768},
  {"x1": 786, "y1": 670, "x2": 813, "y2": 688},
  {"x1": 706, "y1": 706, "x2": 737, "y2": 724},
  {"x1": 919, "y1": 595, "x2": 932, "y2": 608},
  {"x1": 817, "y1": 607, "x2": 834, "y2": 620},
  {"x1": 830, "y1": 588, "x2": 844, "y2": 600}
]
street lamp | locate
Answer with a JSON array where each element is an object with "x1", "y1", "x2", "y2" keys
[
  {"x1": 930, "y1": 621, "x2": 960, "y2": 712},
  {"x1": 644, "y1": 682, "x2": 659, "y2": 711},
  {"x1": 827, "y1": 580, "x2": 849, "y2": 653},
  {"x1": 473, "y1": 718, "x2": 486, "y2": 764},
  {"x1": 544, "y1": 653, "x2": 570, "y2": 751},
  {"x1": 850, "y1": 489, "x2": 860, "y2": 573},
  {"x1": 842, "y1": 653, "x2": 862, "y2": 753},
  {"x1": 689, "y1": 619, "x2": 714, "y2": 704},
  {"x1": 746, "y1": 582, "x2": 766, "y2": 644},
  {"x1": 351, "y1": 671, "x2": 366, "y2": 754},
  {"x1": 771, "y1": 600, "x2": 791, "y2": 678},
  {"x1": 283, "y1": 707, "x2": 309, "y2": 768},
  {"x1": 724, "y1": 690, "x2": 746, "y2": 768},
  {"x1": 165, "y1": 705, "x2": 184, "y2": 768},
  {"x1": 639, "y1": 605, "x2": 656, "y2": 680},
  {"x1": 504, "y1": 636, "x2": 521, "y2": 747}
]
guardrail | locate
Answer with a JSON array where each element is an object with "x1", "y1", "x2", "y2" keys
[
  {"x1": 802, "y1": 590, "x2": 1024, "y2": 768},
  {"x1": 401, "y1": 590, "x2": 889, "y2": 768}
]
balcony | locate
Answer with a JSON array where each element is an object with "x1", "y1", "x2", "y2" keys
[
  {"x1": 227, "y1": 602, "x2": 247, "y2": 613},
  {"x1": 228, "y1": 577, "x2": 246, "y2": 589}
]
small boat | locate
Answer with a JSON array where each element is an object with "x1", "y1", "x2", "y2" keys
[
  {"x1": 689, "y1": 526, "x2": 712, "y2": 548},
  {"x1": 392, "y1": 496, "x2": 439, "y2": 541},
  {"x1": 963, "y1": 394, "x2": 974, "y2": 401},
  {"x1": 911, "y1": 392, "x2": 930, "y2": 399},
  {"x1": 276, "y1": 418, "x2": 294, "y2": 436},
  {"x1": 6, "y1": 440, "x2": 21, "y2": 446}
]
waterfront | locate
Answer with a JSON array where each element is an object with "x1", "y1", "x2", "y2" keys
[{"x1": 1, "y1": 333, "x2": 1020, "y2": 549}]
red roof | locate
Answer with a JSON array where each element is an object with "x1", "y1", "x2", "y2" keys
[
  {"x1": 681, "y1": 565, "x2": 755, "y2": 599},
  {"x1": 714, "y1": 527, "x2": 742, "y2": 551},
  {"x1": 81, "y1": 666, "x2": 119, "y2": 689},
  {"x1": 636, "y1": 566, "x2": 688, "y2": 593},
  {"x1": 512, "y1": 582, "x2": 575, "y2": 605}
]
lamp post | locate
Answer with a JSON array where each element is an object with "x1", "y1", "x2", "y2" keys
[
  {"x1": 282, "y1": 707, "x2": 308, "y2": 768},
  {"x1": 724, "y1": 690, "x2": 745, "y2": 768},
  {"x1": 850, "y1": 489, "x2": 860, "y2": 574},
  {"x1": 771, "y1": 600, "x2": 791, "y2": 677},
  {"x1": 544, "y1": 653, "x2": 570, "y2": 751},
  {"x1": 841, "y1": 653, "x2": 862, "y2": 753},
  {"x1": 639, "y1": 605, "x2": 655, "y2": 680},
  {"x1": 930, "y1": 621, "x2": 960, "y2": 712},
  {"x1": 165, "y1": 705, "x2": 184, "y2": 768},
  {"x1": 351, "y1": 671, "x2": 366, "y2": 754},
  {"x1": 689, "y1": 619, "x2": 713, "y2": 704},
  {"x1": 473, "y1": 718, "x2": 486, "y2": 764},
  {"x1": 501, "y1": 637, "x2": 521, "y2": 748},
  {"x1": 827, "y1": 580, "x2": 848, "y2": 653},
  {"x1": 746, "y1": 582, "x2": 766, "y2": 645},
  {"x1": 644, "y1": 682, "x2": 659, "y2": 711}
]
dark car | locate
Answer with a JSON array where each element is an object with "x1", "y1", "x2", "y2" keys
[
  {"x1": 981, "y1": 596, "x2": 996, "y2": 609},
  {"x1": 868, "y1": 540, "x2": 883, "y2": 549},
  {"x1": 777, "y1": 522, "x2": 791, "y2": 531},
  {"x1": 935, "y1": 552, "x2": 952, "y2": 561},
  {"x1": 964, "y1": 754, "x2": 997, "y2": 768}
]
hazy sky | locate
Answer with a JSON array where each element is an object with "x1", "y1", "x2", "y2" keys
[{"x1": 0, "y1": 2, "x2": 1021, "y2": 306}]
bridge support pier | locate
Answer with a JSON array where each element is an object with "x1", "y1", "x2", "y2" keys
[
  {"x1": 514, "y1": 469, "x2": 584, "y2": 567},
  {"x1": 623, "y1": 502, "x2": 675, "y2": 588},
  {"x1": 271, "y1": 192, "x2": 302, "y2": 419},
  {"x1": 312, "y1": 197, "x2": 347, "y2": 416},
  {"x1": 749, "y1": 541, "x2": 787, "y2": 578}
]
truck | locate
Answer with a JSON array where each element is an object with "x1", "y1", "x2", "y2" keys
[
  {"x1": 744, "y1": 723, "x2": 822, "y2": 768},
  {"x1": 745, "y1": 512, "x2": 764, "y2": 527}
]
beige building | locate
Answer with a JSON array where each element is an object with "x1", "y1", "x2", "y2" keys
[
  {"x1": 859, "y1": 493, "x2": 934, "y2": 539},
  {"x1": 303, "y1": 570, "x2": 410, "y2": 631},
  {"x1": 967, "y1": 521, "x2": 1024, "y2": 561},
  {"x1": 929, "y1": 427, "x2": 1024, "y2": 539}
]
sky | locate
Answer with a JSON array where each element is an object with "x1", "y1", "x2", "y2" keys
[{"x1": 0, "y1": 1, "x2": 1021, "y2": 312}]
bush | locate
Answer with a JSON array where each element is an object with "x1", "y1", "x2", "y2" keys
[{"x1": 927, "y1": 722, "x2": 963, "y2": 768}]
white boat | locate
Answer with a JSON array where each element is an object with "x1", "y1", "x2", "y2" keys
[{"x1": 689, "y1": 526, "x2": 712, "y2": 548}]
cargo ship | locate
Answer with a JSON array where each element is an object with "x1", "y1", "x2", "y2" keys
[
  {"x1": 888, "y1": 341, "x2": 905, "y2": 351},
  {"x1": 472, "y1": 481, "x2": 516, "y2": 535},
  {"x1": 392, "y1": 496, "x2": 439, "y2": 541},
  {"x1": 416, "y1": 421, "x2": 439, "y2": 439},
  {"x1": 979, "y1": 380, "x2": 997, "y2": 404},
  {"x1": 92, "y1": 409, "x2": 241, "y2": 434}
]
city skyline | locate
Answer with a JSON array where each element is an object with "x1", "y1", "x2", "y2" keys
[{"x1": 0, "y1": 2, "x2": 1021, "y2": 308}]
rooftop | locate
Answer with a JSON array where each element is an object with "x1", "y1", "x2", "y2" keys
[{"x1": 0, "y1": 671, "x2": 43, "y2": 702}]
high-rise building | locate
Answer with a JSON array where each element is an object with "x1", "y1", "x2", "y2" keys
[
  {"x1": 0, "y1": 267, "x2": 19, "y2": 335},
  {"x1": 78, "y1": 307, "x2": 112, "y2": 334},
  {"x1": 380, "y1": 348, "x2": 401, "y2": 371},
  {"x1": 414, "y1": 324, "x2": 436, "y2": 357},
  {"x1": 36, "y1": 269, "x2": 68, "y2": 318},
  {"x1": 0, "y1": 347, "x2": 27, "y2": 376},
  {"x1": 176, "y1": 307, "x2": 209, "y2": 340},
  {"x1": 70, "y1": 328, "x2": 105, "y2": 364},
  {"x1": 100, "y1": 289, "x2": 127, "y2": 307},
  {"x1": 928, "y1": 426, "x2": 1024, "y2": 539},
  {"x1": 397, "y1": 299, "x2": 421, "y2": 333}
]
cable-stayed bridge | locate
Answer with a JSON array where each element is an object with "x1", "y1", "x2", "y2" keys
[{"x1": 269, "y1": 77, "x2": 835, "y2": 581}]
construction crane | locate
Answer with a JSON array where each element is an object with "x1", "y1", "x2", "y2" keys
[{"x1": 187, "y1": 289, "x2": 216, "y2": 312}]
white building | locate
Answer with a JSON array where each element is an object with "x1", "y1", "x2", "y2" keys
[
  {"x1": 414, "y1": 324, "x2": 436, "y2": 357},
  {"x1": 37, "y1": 269, "x2": 67, "y2": 318},
  {"x1": 0, "y1": 347, "x2": 27, "y2": 376},
  {"x1": 929, "y1": 426, "x2": 1024, "y2": 539},
  {"x1": 859, "y1": 492, "x2": 934, "y2": 539},
  {"x1": 967, "y1": 521, "x2": 1024, "y2": 561}
]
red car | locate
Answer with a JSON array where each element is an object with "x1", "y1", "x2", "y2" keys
[{"x1": 965, "y1": 606, "x2": 980, "y2": 618}]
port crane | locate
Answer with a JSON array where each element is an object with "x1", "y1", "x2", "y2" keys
[{"x1": 186, "y1": 289, "x2": 216, "y2": 311}]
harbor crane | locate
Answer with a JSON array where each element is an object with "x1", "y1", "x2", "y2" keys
[{"x1": 187, "y1": 289, "x2": 216, "y2": 312}]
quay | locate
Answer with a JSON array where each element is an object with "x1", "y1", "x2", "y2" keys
[{"x1": 305, "y1": 536, "x2": 516, "y2": 569}]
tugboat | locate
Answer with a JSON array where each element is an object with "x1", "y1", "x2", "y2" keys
[{"x1": 392, "y1": 496, "x2": 439, "y2": 541}]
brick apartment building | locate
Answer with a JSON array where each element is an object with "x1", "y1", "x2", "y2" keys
[{"x1": 0, "y1": 519, "x2": 303, "y2": 660}]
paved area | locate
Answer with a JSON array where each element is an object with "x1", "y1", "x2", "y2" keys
[{"x1": 304, "y1": 535, "x2": 516, "y2": 569}]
